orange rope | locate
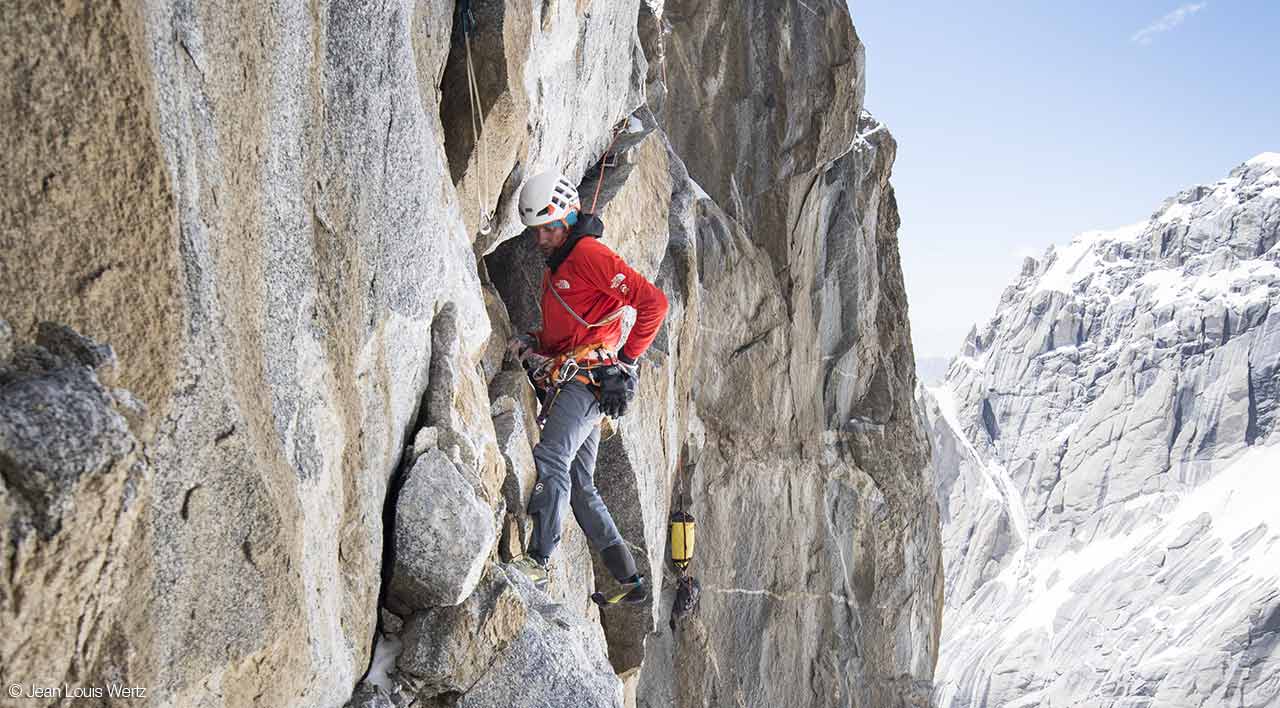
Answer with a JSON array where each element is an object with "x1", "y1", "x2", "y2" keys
[{"x1": 590, "y1": 125, "x2": 624, "y2": 213}]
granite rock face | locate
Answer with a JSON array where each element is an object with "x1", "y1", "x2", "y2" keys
[
  {"x1": 388, "y1": 449, "x2": 495, "y2": 610},
  {"x1": 0, "y1": 323, "x2": 147, "y2": 691},
  {"x1": 629, "y1": 109, "x2": 939, "y2": 708},
  {"x1": 342, "y1": 683, "x2": 395, "y2": 708},
  {"x1": 451, "y1": 572, "x2": 624, "y2": 708},
  {"x1": 1, "y1": 324, "x2": 131, "y2": 538},
  {"x1": 1, "y1": 0, "x2": 600, "y2": 702},
  {"x1": 0, "y1": 320, "x2": 13, "y2": 364},
  {"x1": 2, "y1": 0, "x2": 939, "y2": 706},
  {"x1": 659, "y1": 0, "x2": 864, "y2": 261},
  {"x1": 397, "y1": 567, "x2": 529, "y2": 696},
  {"x1": 926, "y1": 154, "x2": 1280, "y2": 707}
]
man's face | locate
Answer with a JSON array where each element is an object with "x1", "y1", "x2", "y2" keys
[{"x1": 531, "y1": 222, "x2": 570, "y2": 256}]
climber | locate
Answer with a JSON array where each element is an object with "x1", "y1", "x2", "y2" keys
[{"x1": 506, "y1": 169, "x2": 669, "y2": 606}]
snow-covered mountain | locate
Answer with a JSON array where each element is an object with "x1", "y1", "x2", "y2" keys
[
  {"x1": 923, "y1": 153, "x2": 1280, "y2": 707},
  {"x1": 916, "y1": 356, "x2": 952, "y2": 386}
]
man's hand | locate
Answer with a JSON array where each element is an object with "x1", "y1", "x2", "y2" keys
[
  {"x1": 596, "y1": 361, "x2": 638, "y2": 418},
  {"x1": 507, "y1": 333, "x2": 538, "y2": 363},
  {"x1": 508, "y1": 333, "x2": 553, "y2": 379}
]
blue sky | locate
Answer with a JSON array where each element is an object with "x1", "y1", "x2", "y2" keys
[{"x1": 845, "y1": 1, "x2": 1280, "y2": 359}]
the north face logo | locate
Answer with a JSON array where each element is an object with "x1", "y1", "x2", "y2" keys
[{"x1": 555, "y1": 279, "x2": 570, "y2": 290}]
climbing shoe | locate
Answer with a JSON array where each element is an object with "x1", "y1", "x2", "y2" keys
[
  {"x1": 591, "y1": 575, "x2": 649, "y2": 608},
  {"x1": 510, "y1": 556, "x2": 549, "y2": 590}
]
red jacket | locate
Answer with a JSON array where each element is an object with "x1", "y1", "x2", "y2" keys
[{"x1": 536, "y1": 237, "x2": 669, "y2": 362}]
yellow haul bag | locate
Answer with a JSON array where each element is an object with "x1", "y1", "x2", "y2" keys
[{"x1": 668, "y1": 510, "x2": 696, "y2": 571}]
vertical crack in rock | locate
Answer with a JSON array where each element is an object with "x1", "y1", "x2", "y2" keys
[
  {"x1": 372, "y1": 425, "x2": 418, "y2": 632},
  {"x1": 440, "y1": 1, "x2": 499, "y2": 185}
]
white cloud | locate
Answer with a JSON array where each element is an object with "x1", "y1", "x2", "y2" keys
[{"x1": 1131, "y1": 3, "x2": 1208, "y2": 45}]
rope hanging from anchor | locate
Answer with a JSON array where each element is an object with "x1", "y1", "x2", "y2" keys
[
  {"x1": 460, "y1": 0, "x2": 494, "y2": 235},
  {"x1": 589, "y1": 125, "x2": 623, "y2": 214}
]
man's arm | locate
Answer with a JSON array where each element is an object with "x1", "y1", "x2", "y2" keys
[{"x1": 577, "y1": 239, "x2": 669, "y2": 362}]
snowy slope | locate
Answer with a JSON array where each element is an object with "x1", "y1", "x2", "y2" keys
[{"x1": 922, "y1": 154, "x2": 1280, "y2": 708}]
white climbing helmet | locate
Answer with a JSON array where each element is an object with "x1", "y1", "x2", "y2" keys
[{"x1": 518, "y1": 170, "x2": 580, "y2": 227}]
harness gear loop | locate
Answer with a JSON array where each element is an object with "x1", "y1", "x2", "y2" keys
[
  {"x1": 533, "y1": 342, "x2": 619, "y2": 389},
  {"x1": 460, "y1": 1, "x2": 494, "y2": 236}
]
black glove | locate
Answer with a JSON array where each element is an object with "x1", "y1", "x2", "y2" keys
[{"x1": 596, "y1": 361, "x2": 638, "y2": 418}]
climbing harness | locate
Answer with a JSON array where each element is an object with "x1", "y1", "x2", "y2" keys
[
  {"x1": 529, "y1": 342, "x2": 620, "y2": 427},
  {"x1": 527, "y1": 342, "x2": 619, "y2": 389},
  {"x1": 459, "y1": 0, "x2": 494, "y2": 235}
]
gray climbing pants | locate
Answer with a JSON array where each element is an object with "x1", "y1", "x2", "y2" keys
[{"x1": 527, "y1": 380, "x2": 628, "y2": 569}]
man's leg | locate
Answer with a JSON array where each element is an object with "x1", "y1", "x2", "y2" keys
[
  {"x1": 526, "y1": 381, "x2": 600, "y2": 562},
  {"x1": 567, "y1": 425, "x2": 637, "y2": 582}
]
